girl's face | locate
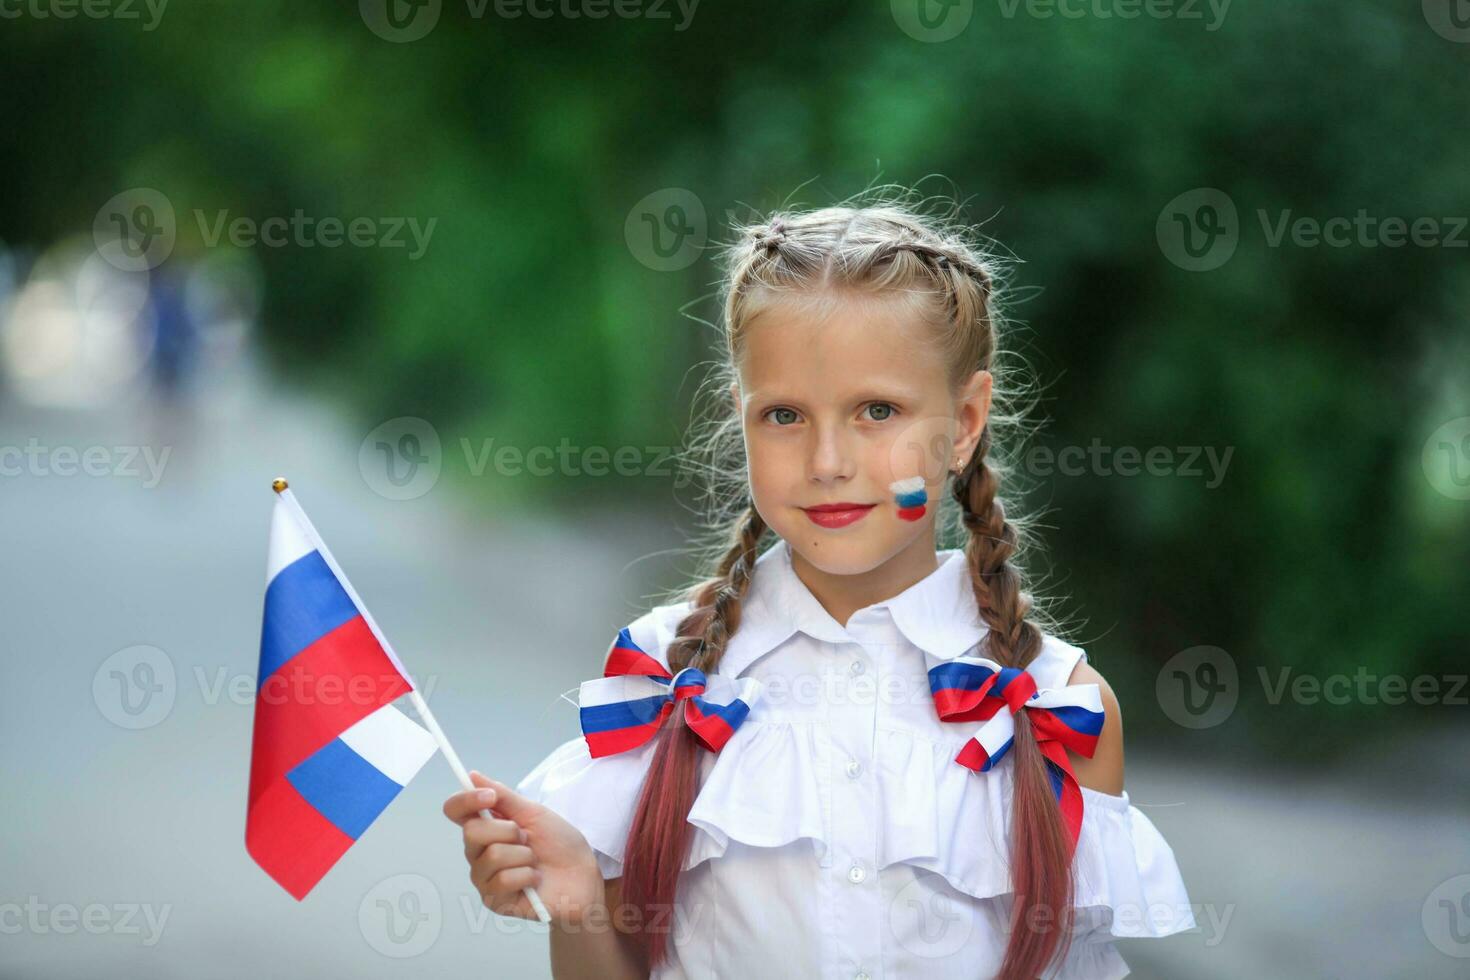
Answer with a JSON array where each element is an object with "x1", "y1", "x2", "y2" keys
[{"x1": 732, "y1": 294, "x2": 992, "y2": 578}]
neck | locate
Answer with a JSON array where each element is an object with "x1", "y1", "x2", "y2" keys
[{"x1": 788, "y1": 534, "x2": 940, "y2": 627}]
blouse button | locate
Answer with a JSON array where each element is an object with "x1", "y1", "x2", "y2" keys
[
  {"x1": 856, "y1": 973, "x2": 871, "y2": 980},
  {"x1": 845, "y1": 760, "x2": 862, "y2": 779},
  {"x1": 849, "y1": 659, "x2": 865, "y2": 675},
  {"x1": 847, "y1": 864, "x2": 866, "y2": 883}
]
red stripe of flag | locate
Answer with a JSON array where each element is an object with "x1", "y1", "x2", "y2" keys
[{"x1": 247, "y1": 615, "x2": 410, "y2": 805}]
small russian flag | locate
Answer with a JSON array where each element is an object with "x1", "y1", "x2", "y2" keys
[{"x1": 246, "y1": 484, "x2": 438, "y2": 900}]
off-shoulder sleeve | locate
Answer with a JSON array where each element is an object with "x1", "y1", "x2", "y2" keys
[
  {"x1": 1071, "y1": 786, "x2": 1196, "y2": 937},
  {"x1": 879, "y1": 631, "x2": 1195, "y2": 976},
  {"x1": 1039, "y1": 787, "x2": 1195, "y2": 978}
]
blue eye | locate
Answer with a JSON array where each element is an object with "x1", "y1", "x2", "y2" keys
[
  {"x1": 766, "y1": 407, "x2": 799, "y2": 425},
  {"x1": 865, "y1": 403, "x2": 896, "y2": 421}
]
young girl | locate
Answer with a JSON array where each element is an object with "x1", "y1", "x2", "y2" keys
[{"x1": 442, "y1": 197, "x2": 1195, "y2": 979}]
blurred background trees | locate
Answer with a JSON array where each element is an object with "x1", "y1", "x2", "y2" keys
[{"x1": 2, "y1": 0, "x2": 1466, "y2": 757}]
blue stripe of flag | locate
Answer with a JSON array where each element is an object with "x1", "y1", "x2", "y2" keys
[
  {"x1": 259, "y1": 550, "x2": 360, "y2": 681},
  {"x1": 286, "y1": 737, "x2": 404, "y2": 840}
]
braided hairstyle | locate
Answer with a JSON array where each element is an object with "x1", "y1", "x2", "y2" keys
[{"x1": 621, "y1": 189, "x2": 1069, "y2": 978}]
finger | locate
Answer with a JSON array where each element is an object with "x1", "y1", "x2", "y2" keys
[
  {"x1": 443, "y1": 785, "x2": 501, "y2": 824},
  {"x1": 463, "y1": 819, "x2": 528, "y2": 859},
  {"x1": 470, "y1": 843, "x2": 536, "y2": 882},
  {"x1": 486, "y1": 890, "x2": 533, "y2": 920},
  {"x1": 475, "y1": 776, "x2": 538, "y2": 821},
  {"x1": 486, "y1": 864, "x2": 542, "y2": 897}
]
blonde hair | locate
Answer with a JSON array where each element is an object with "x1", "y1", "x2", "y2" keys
[{"x1": 624, "y1": 185, "x2": 1077, "y2": 978}]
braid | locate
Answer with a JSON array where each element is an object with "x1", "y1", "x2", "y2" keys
[
  {"x1": 620, "y1": 503, "x2": 768, "y2": 969},
  {"x1": 666, "y1": 505, "x2": 769, "y2": 672},
  {"x1": 954, "y1": 431, "x2": 1077, "y2": 978},
  {"x1": 881, "y1": 237, "x2": 994, "y2": 294},
  {"x1": 954, "y1": 427, "x2": 1041, "y2": 666}
]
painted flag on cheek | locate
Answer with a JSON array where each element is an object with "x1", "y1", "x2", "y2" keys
[{"x1": 246, "y1": 490, "x2": 438, "y2": 900}]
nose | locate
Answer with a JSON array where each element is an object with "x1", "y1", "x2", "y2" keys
[{"x1": 807, "y1": 420, "x2": 856, "y2": 484}]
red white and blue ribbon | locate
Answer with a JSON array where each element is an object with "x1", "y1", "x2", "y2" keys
[
  {"x1": 928, "y1": 655, "x2": 1104, "y2": 851},
  {"x1": 579, "y1": 628, "x2": 760, "y2": 758}
]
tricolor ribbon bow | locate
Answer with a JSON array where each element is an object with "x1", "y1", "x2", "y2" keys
[
  {"x1": 928, "y1": 655, "x2": 1105, "y2": 850},
  {"x1": 578, "y1": 628, "x2": 760, "y2": 758}
]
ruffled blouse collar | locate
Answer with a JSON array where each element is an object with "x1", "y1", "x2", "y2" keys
[{"x1": 719, "y1": 537, "x2": 991, "y2": 679}]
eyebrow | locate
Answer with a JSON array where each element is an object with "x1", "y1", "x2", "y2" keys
[{"x1": 745, "y1": 384, "x2": 925, "y2": 406}]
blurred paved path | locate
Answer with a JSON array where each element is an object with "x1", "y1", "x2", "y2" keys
[{"x1": 1, "y1": 356, "x2": 1465, "y2": 979}]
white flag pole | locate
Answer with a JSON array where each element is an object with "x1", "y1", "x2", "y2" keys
[{"x1": 272, "y1": 478, "x2": 552, "y2": 925}]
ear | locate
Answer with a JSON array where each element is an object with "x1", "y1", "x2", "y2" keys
[{"x1": 952, "y1": 370, "x2": 993, "y2": 464}]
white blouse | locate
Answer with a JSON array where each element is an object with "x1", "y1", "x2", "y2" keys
[{"x1": 517, "y1": 537, "x2": 1195, "y2": 979}]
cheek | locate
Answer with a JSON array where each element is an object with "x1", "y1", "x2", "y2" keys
[{"x1": 744, "y1": 442, "x2": 789, "y2": 504}]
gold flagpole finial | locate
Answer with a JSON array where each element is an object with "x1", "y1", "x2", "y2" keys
[{"x1": 272, "y1": 477, "x2": 289, "y2": 493}]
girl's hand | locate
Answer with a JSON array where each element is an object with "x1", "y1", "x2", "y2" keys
[{"x1": 442, "y1": 770, "x2": 605, "y2": 924}]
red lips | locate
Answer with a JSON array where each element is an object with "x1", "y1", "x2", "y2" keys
[{"x1": 802, "y1": 502, "x2": 876, "y2": 529}]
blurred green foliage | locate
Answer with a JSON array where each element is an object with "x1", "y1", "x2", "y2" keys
[{"x1": 2, "y1": 0, "x2": 1467, "y2": 756}]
